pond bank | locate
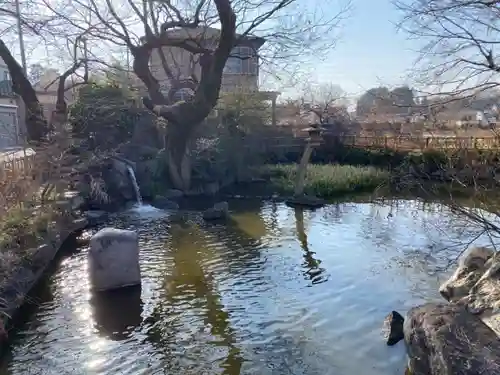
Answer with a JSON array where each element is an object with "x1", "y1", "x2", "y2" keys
[
  {"x1": 2, "y1": 196, "x2": 479, "y2": 374},
  {"x1": 0, "y1": 192, "x2": 88, "y2": 352}
]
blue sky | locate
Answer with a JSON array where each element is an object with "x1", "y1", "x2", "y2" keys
[
  {"x1": 8, "y1": 0, "x2": 421, "y2": 100},
  {"x1": 276, "y1": 0, "x2": 419, "y2": 98}
]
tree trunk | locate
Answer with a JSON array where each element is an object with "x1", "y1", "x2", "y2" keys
[
  {"x1": 0, "y1": 39, "x2": 48, "y2": 143},
  {"x1": 165, "y1": 122, "x2": 195, "y2": 192},
  {"x1": 0, "y1": 38, "x2": 89, "y2": 145},
  {"x1": 137, "y1": 0, "x2": 236, "y2": 191}
]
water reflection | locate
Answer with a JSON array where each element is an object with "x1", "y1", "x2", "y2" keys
[
  {"x1": 294, "y1": 208, "x2": 327, "y2": 285},
  {"x1": 144, "y1": 223, "x2": 243, "y2": 374},
  {"x1": 90, "y1": 285, "x2": 143, "y2": 341},
  {"x1": 4, "y1": 197, "x2": 499, "y2": 375},
  {"x1": 201, "y1": 215, "x2": 268, "y2": 274}
]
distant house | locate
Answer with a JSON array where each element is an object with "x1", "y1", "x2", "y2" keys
[
  {"x1": 441, "y1": 109, "x2": 490, "y2": 128},
  {"x1": 149, "y1": 26, "x2": 280, "y2": 125},
  {"x1": 0, "y1": 58, "x2": 21, "y2": 148}
]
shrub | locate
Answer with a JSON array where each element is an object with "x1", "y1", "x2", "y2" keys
[{"x1": 69, "y1": 83, "x2": 157, "y2": 151}]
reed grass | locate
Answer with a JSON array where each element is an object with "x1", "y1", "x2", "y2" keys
[{"x1": 261, "y1": 163, "x2": 390, "y2": 198}]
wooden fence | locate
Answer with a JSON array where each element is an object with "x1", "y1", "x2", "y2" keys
[
  {"x1": 335, "y1": 135, "x2": 500, "y2": 151},
  {"x1": 274, "y1": 133, "x2": 500, "y2": 152},
  {"x1": 0, "y1": 148, "x2": 36, "y2": 181}
]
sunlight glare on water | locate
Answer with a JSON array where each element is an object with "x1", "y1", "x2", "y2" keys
[{"x1": 1, "y1": 198, "x2": 495, "y2": 375}]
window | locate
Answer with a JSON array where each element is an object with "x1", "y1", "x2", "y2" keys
[
  {"x1": 3, "y1": 71, "x2": 8, "y2": 81},
  {"x1": 224, "y1": 46, "x2": 258, "y2": 75}
]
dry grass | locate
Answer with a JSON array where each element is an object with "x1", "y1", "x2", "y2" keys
[{"x1": 0, "y1": 140, "x2": 73, "y2": 287}]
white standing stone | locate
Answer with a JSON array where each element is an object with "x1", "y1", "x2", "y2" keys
[{"x1": 88, "y1": 227, "x2": 141, "y2": 291}]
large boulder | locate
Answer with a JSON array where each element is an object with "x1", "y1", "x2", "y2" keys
[
  {"x1": 438, "y1": 246, "x2": 495, "y2": 304},
  {"x1": 75, "y1": 157, "x2": 139, "y2": 210},
  {"x1": 88, "y1": 228, "x2": 141, "y2": 291},
  {"x1": 400, "y1": 303, "x2": 500, "y2": 375},
  {"x1": 439, "y1": 246, "x2": 500, "y2": 336}
]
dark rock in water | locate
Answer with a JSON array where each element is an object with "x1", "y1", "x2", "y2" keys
[
  {"x1": 285, "y1": 194, "x2": 325, "y2": 209},
  {"x1": 250, "y1": 177, "x2": 268, "y2": 183},
  {"x1": 383, "y1": 310, "x2": 405, "y2": 346},
  {"x1": 84, "y1": 210, "x2": 108, "y2": 227},
  {"x1": 404, "y1": 302, "x2": 500, "y2": 375},
  {"x1": 203, "y1": 201, "x2": 229, "y2": 221},
  {"x1": 152, "y1": 196, "x2": 180, "y2": 210},
  {"x1": 162, "y1": 189, "x2": 184, "y2": 200}
]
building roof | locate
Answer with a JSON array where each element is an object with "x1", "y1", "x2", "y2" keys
[{"x1": 154, "y1": 26, "x2": 266, "y2": 49}]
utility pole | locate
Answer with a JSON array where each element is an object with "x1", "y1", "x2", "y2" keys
[
  {"x1": 14, "y1": 0, "x2": 27, "y2": 74},
  {"x1": 126, "y1": 47, "x2": 130, "y2": 87}
]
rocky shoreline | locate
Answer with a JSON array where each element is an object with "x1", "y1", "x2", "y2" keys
[
  {"x1": 385, "y1": 246, "x2": 500, "y2": 375},
  {"x1": 0, "y1": 192, "x2": 89, "y2": 352}
]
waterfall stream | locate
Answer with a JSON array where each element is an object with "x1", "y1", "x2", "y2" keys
[{"x1": 126, "y1": 165, "x2": 143, "y2": 205}]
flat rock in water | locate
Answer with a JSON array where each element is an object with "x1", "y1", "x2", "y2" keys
[
  {"x1": 404, "y1": 302, "x2": 500, "y2": 375},
  {"x1": 285, "y1": 195, "x2": 325, "y2": 208},
  {"x1": 203, "y1": 201, "x2": 229, "y2": 221}
]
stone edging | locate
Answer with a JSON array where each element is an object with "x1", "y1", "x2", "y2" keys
[{"x1": 0, "y1": 212, "x2": 88, "y2": 351}]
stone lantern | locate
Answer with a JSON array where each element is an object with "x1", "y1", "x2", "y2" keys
[
  {"x1": 287, "y1": 123, "x2": 326, "y2": 206},
  {"x1": 303, "y1": 125, "x2": 324, "y2": 146}
]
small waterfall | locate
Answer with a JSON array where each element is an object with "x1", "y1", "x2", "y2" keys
[{"x1": 126, "y1": 165, "x2": 143, "y2": 205}]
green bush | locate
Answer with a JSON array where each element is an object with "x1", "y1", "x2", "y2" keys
[{"x1": 69, "y1": 83, "x2": 155, "y2": 150}]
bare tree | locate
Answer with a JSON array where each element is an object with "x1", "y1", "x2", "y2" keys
[
  {"x1": 299, "y1": 83, "x2": 347, "y2": 124},
  {"x1": 395, "y1": 0, "x2": 500, "y2": 101},
  {"x1": 0, "y1": 0, "x2": 350, "y2": 190},
  {"x1": 19, "y1": 0, "x2": 348, "y2": 191},
  {"x1": 0, "y1": 0, "x2": 94, "y2": 143}
]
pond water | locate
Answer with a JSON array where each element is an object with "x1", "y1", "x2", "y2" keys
[{"x1": 0, "y1": 197, "x2": 494, "y2": 375}]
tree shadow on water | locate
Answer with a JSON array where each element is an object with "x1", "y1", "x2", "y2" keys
[
  {"x1": 293, "y1": 208, "x2": 328, "y2": 285},
  {"x1": 143, "y1": 224, "x2": 244, "y2": 374},
  {"x1": 198, "y1": 200, "x2": 284, "y2": 273},
  {"x1": 90, "y1": 285, "x2": 143, "y2": 341}
]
